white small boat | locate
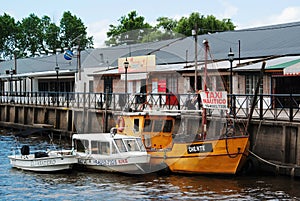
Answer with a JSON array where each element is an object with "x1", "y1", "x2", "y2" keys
[
  {"x1": 72, "y1": 128, "x2": 150, "y2": 174},
  {"x1": 8, "y1": 145, "x2": 78, "y2": 172}
]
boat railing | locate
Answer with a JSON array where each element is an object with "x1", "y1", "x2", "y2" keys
[{"x1": 1, "y1": 91, "x2": 300, "y2": 122}]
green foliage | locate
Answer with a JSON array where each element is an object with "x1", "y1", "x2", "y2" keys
[
  {"x1": 0, "y1": 13, "x2": 19, "y2": 59},
  {"x1": 175, "y1": 12, "x2": 235, "y2": 36},
  {"x1": 60, "y1": 11, "x2": 93, "y2": 50},
  {"x1": 0, "y1": 11, "x2": 93, "y2": 60},
  {"x1": 106, "y1": 11, "x2": 236, "y2": 46},
  {"x1": 105, "y1": 11, "x2": 152, "y2": 46}
]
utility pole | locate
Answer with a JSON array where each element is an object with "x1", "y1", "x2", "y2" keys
[{"x1": 192, "y1": 28, "x2": 198, "y2": 92}]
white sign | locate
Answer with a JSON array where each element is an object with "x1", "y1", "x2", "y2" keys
[{"x1": 200, "y1": 91, "x2": 228, "y2": 109}]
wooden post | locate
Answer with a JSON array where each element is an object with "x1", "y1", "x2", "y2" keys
[{"x1": 245, "y1": 61, "x2": 266, "y2": 134}]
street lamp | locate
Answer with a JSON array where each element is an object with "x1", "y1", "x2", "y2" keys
[
  {"x1": 55, "y1": 66, "x2": 59, "y2": 106},
  {"x1": 228, "y1": 47, "x2": 234, "y2": 113},
  {"x1": 192, "y1": 29, "x2": 198, "y2": 92},
  {"x1": 13, "y1": 48, "x2": 19, "y2": 94},
  {"x1": 124, "y1": 58, "x2": 129, "y2": 100},
  {"x1": 9, "y1": 69, "x2": 14, "y2": 103}
]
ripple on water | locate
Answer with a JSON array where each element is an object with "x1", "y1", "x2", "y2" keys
[{"x1": 1, "y1": 133, "x2": 300, "y2": 200}]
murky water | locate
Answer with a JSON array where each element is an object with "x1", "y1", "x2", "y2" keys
[{"x1": 1, "y1": 131, "x2": 300, "y2": 201}]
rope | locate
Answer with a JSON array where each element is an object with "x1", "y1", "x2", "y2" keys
[{"x1": 249, "y1": 150, "x2": 297, "y2": 169}]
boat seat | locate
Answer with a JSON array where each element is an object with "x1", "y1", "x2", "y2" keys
[
  {"x1": 34, "y1": 152, "x2": 49, "y2": 158},
  {"x1": 21, "y1": 145, "x2": 30, "y2": 155}
]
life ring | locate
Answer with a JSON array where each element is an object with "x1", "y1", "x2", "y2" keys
[{"x1": 117, "y1": 116, "x2": 125, "y2": 132}]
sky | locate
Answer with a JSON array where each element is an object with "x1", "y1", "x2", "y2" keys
[{"x1": 1, "y1": 0, "x2": 300, "y2": 48}]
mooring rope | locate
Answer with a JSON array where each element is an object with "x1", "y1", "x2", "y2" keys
[{"x1": 249, "y1": 150, "x2": 296, "y2": 169}]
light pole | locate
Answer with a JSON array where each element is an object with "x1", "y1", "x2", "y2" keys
[
  {"x1": 228, "y1": 48, "x2": 234, "y2": 113},
  {"x1": 192, "y1": 29, "x2": 198, "y2": 92},
  {"x1": 9, "y1": 69, "x2": 14, "y2": 103},
  {"x1": 124, "y1": 58, "x2": 129, "y2": 103},
  {"x1": 13, "y1": 48, "x2": 19, "y2": 95},
  {"x1": 55, "y1": 66, "x2": 59, "y2": 106}
]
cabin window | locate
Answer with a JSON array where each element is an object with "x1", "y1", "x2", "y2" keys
[
  {"x1": 143, "y1": 119, "x2": 153, "y2": 132},
  {"x1": 91, "y1": 141, "x2": 110, "y2": 155},
  {"x1": 163, "y1": 120, "x2": 173, "y2": 132},
  {"x1": 144, "y1": 134, "x2": 151, "y2": 148},
  {"x1": 134, "y1": 119, "x2": 139, "y2": 132},
  {"x1": 111, "y1": 143, "x2": 118, "y2": 154},
  {"x1": 124, "y1": 139, "x2": 139, "y2": 151},
  {"x1": 114, "y1": 139, "x2": 127, "y2": 153},
  {"x1": 74, "y1": 139, "x2": 88, "y2": 153},
  {"x1": 153, "y1": 120, "x2": 163, "y2": 132},
  {"x1": 136, "y1": 138, "x2": 146, "y2": 152}
]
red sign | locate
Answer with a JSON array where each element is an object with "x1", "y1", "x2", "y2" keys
[{"x1": 158, "y1": 80, "x2": 166, "y2": 92}]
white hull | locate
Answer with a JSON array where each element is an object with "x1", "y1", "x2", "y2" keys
[
  {"x1": 8, "y1": 151, "x2": 78, "y2": 172},
  {"x1": 77, "y1": 153, "x2": 150, "y2": 173}
]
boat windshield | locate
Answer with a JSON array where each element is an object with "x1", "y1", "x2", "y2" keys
[
  {"x1": 73, "y1": 139, "x2": 88, "y2": 153},
  {"x1": 136, "y1": 138, "x2": 146, "y2": 152},
  {"x1": 114, "y1": 139, "x2": 127, "y2": 153},
  {"x1": 124, "y1": 139, "x2": 140, "y2": 152},
  {"x1": 91, "y1": 141, "x2": 110, "y2": 155}
]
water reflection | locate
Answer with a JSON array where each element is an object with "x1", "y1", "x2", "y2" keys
[{"x1": 1, "y1": 132, "x2": 300, "y2": 200}]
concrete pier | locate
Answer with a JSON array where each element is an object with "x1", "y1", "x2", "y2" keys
[{"x1": 1, "y1": 102, "x2": 300, "y2": 177}]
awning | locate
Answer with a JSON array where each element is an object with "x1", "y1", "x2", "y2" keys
[
  {"x1": 283, "y1": 59, "x2": 300, "y2": 76},
  {"x1": 120, "y1": 73, "x2": 148, "y2": 81},
  {"x1": 267, "y1": 58, "x2": 300, "y2": 76}
]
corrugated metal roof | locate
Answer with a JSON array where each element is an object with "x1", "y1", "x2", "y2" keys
[
  {"x1": 234, "y1": 56, "x2": 300, "y2": 72},
  {"x1": 267, "y1": 58, "x2": 300, "y2": 69},
  {"x1": 1, "y1": 21, "x2": 300, "y2": 76}
]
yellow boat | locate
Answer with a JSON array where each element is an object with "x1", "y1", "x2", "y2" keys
[
  {"x1": 115, "y1": 40, "x2": 252, "y2": 174},
  {"x1": 115, "y1": 110, "x2": 250, "y2": 174}
]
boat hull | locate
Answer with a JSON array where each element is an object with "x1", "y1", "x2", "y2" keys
[
  {"x1": 149, "y1": 136, "x2": 249, "y2": 174},
  {"x1": 8, "y1": 151, "x2": 78, "y2": 172},
  {"x1": 77, "y1": 154, "x2": 150, "y2": 174}
]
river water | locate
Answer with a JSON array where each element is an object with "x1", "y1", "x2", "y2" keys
[{"x1": 1, "y1": 131, "x2": 300, "y2": 201}]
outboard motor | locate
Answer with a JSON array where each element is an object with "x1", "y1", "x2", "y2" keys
[{"x1": 21, "y1": 145, "x2": 30, "y2": 155}]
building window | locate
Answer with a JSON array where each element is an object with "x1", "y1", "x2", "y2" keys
[
  {"x1": 246, "y1": 74, "x2": 263, "y2": 94},
  {"x1": 166, "y1": 75, "x2": 178, "y2": 93},
  {"x1": 89, "y1": 80, "x2": 94, "y2": 93}
]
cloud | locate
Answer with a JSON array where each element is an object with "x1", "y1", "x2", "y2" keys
[
  {"x1": 272, "y1": 6, "x2": 300, "y2": 23},
  {"x1": 86, "y1": 19, "x2": 111, "y2": 48},
  {"x1": 219, "y1": 0, "x2": 238, "y2": 19},
  {"x1": 241, "y1": 6, "x2": 300, "y2": 29}
]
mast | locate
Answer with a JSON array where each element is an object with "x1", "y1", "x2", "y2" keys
[{"x1": 202, "y1": 40, "x2": 209, "y2": 138}]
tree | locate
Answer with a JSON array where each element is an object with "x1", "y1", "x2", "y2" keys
[
  {"x1": 44, "y1": 16, "x2": 61, "y2": 52},
  {"x1": 19, "y1": 13, "x2": 45, "y2": 56},
  {"x1": 105, "y1": 11, "x2": 236, "y2": 46},
  {"x1": 141, "y1": 17, "x2": 180, "y2": 43},
  {"x1": 175, "y1": 12, "x2": 235, "y2": 36},
  {"x1": 60, "y1": 11, "x2": 93, "y2": 51},
  {"x1": 0, "y1": 13, "x2": 19, "y2": 59},
  {"x1": 156, "y1": 17, "x2": 177, "y2": 31},
  {"x1": 0, "y1": 11, "x2": 93, "y2": 60},
  {"x1": 105, "y1": 11, "x2": 152, "y2": 46}
]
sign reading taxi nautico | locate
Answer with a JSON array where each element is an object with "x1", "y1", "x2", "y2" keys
[{"x1": 200, "y1": 91, "x2": 228, "y2": 109}]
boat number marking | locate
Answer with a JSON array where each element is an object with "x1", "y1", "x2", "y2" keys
[
  {"x1": 94, "y1": 159, "x2": 117, "y2": 166},
  {"x1": 187, "y1": 143, "x2": 213, "y2": 154},
  {"x1": 31, "y1": 159, "x2": 56, "y2": 167},
  {"x1": 79, "y1": 158, "x2": 129, "y2": 166},
  {"x1": 117, "y1": 159, "x2": 128, "y2": 164}
]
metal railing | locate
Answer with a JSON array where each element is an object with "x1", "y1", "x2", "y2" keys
[{"x1": 1, "y1": 91, "x2": 300, "y2": 122}]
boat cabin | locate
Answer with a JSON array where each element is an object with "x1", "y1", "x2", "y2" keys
[
  {"x1": 72, "y1": 133, "x2": 146, "y2": 156},
  {"x1": 116, "y1": 111, "x2": 179, "y2": 150}
]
